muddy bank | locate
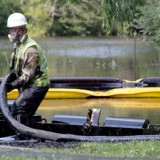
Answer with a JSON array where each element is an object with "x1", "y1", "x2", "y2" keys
[{"x1": 0, "y1": 139, "x2": 79, "y2": 148}]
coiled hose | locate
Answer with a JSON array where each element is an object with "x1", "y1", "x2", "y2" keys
[{"x1": 1, "y1": 73, "x2": 160, "y2": 142}]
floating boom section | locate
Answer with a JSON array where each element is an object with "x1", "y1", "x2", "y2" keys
[{"x1": 4, "y1": 77, "x2": 160, "y2": 99}]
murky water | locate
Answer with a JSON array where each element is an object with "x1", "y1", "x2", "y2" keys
[
  {"x1": 1, "y1": 37, "x2": 160, "y2": 80},
  {"x1": 40, "y1": 37, "x2": 160, "y2": 80},
  {"x1": 37, "y1": 98, "x2": 160, "y2": 124},
  {"x1": 1, "y1": 37, "x2": 160, "y2": 124}
]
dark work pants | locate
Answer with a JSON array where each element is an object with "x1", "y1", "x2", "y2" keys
[{"x1": 11, "y1": 86, "x2": 49, "y2": 124}]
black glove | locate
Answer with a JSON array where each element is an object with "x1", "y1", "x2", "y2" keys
[
  {"x1": 7, "y1": 71, "x2": 18, "y2": 84},
  {"x1": 5, "y1": 80, "x2": 20, "y2": 92},
  {"x1": 5, "y1": 83, "x2": 14, "y2": 92}
]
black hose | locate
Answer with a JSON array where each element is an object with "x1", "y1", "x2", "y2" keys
[
  {"x1": 1, "y1": 73, "x2": 160, "y2": 142},
  {"x1": 0, "y1": 73, "x2": 65, "y2": 141}
]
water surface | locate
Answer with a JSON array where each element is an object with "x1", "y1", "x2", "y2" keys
[
  {"x1": 1, "y1": 37, "x2": 160, "y2": 124},
  {"x1": 37, "y1": 98, "x2": 160, "y2": 124}
]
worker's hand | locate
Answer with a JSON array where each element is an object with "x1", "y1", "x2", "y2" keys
[
  {"x1": 7, "y1": 71, "x2": 18, "y2": 83},
  {"x1": 10, "y1": 80, "x2": 20, "y2": 88},
  {"x1": 5, "y1": 80, "x2": 20, "y2": 92},
  {"x1": 5, "y1": 83, "x2": 14, "y2": 92}
]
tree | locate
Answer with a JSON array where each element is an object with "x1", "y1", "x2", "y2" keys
[
  {"x1": 0, "y1": 0, "x2": 22, "y2": 36},
  {"x1": 22, "y1": 0, "x2": 52, "y2": 37},
  {"x1": 50, "y1": 0, "x2": 106, "y2": 36},
  {"x1": 138, "y1": 0, "x2": 160, "y2": 44},
  {"x1": 100, "y1": 0, "x2": 145, "y2": 35}
]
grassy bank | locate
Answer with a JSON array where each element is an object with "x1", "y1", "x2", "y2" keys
[
  {"x1": 40, "y1": 140, "x2": 160, "y2": 159},
  {"x1": 0, "y1": 140, "x2": 160, "y2": 159}
]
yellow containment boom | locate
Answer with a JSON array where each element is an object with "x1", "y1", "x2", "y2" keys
[
  {"x1": 7, "y1": 87, "x2": 160, "y2": 99},
  {"x1": 5, "y1": 76, "x2": 160, "y2": 99}
]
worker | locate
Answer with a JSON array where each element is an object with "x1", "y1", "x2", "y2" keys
[{"x1": 6, "y1": 13, "x2": 50, "y2": 125}]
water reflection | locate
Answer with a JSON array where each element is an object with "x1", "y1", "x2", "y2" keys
[
  {"x1": 41, "y1": 37, "x2": 159, "y2": 80},
  {"x1": 37, "y1": 98, "x2": 160, "y2": 124}
]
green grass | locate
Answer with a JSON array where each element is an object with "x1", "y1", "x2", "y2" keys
[
  {"x1": 1, "y1": 140, "x2": 160, "y2": 159},
  {"x1": 0, "y1": 158, "x2": 52, "y2": 160},
  {"x1": 40, "y1": 140, "x2": 160, "y2": 159}
]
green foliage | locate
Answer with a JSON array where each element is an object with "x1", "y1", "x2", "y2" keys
[
  {"x1": 1, "y1": 0, "x2": 160, "y2": 43},
  {"x1": 100, "y1": 0, "x2": 145, "y2": 35},
  {"x1": 0, "y1": 0, "x2": 22, "y2": 36},
  {"x1": 138, "y1": 0, "x2": 160, "y2": 44},
  {"x1": 22, "y1": 0, "x2": 52, "y2": 37},
  {"x1": 51, "y1": 0, "x2": 106, "y2": 36}
]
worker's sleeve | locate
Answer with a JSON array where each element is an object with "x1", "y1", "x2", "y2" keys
[{"x1": 18, "y1": 46, "x2": 39, "y2": 84}]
